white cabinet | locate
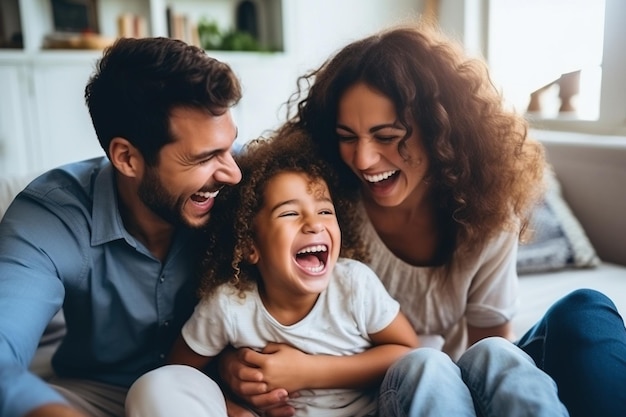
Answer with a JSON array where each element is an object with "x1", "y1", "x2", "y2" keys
[
  {"x1": 31, "y1": 54, "x2": 103, "y2": 170},
  {"x1": 0, "y1": 60, "x2": 33, "y2": 176},
  {"x1": 0, "y1": 0, "x2": 290, "y2": 173}
]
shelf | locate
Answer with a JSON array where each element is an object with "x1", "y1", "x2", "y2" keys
[{"x1": 0, "y1": 0, "x2": 285, "y2": 54}]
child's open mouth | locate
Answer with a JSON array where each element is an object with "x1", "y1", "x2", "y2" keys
[{"x1": 295, "y1": 244, "x2": 329, "y2": 274}]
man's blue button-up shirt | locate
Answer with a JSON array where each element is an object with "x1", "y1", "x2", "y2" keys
[{"x1": 0, "y1": 157, "x2": 202, "y2": 417}]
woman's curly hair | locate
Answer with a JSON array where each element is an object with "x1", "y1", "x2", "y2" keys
[
  {"x1": 197, "y1": 128, "x2": 369, "y2": 299},
  {"x1": 279, "y1": 21, "x2": 545, "y2": 261}
]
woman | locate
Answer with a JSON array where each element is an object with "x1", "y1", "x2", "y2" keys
[{"x1": 221, "y1": 22, "x2": 626, "y2": 417}]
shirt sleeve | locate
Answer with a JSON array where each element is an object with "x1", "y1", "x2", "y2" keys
[
  {"x1": 0, "y1": 196, "x2": 71, "y2": 417},
  {"x1": 465, "y1": 231, "x2": 519, "y2": 328},
  {"x1": 181, "y1": 289, "x2": 232, "y2": 358},
  {"x1": 348, "y1": 261, "x2": 400, "y2": 335}
]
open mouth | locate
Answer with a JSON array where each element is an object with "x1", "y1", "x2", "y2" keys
[
  {"x1": 190, "y1": 189, "x2": 220, "y2": 204},
  {"x1": 295, "y1": 244, "x2": 329, "y2": 274},
  {"x1": 363, "y1": 170, "x2": 399, "y2": 184}
]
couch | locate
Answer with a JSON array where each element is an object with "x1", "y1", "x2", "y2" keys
[
  {"x1": 512, "y1": 129, "x2": 626, "y2": 337},
  {"x1": 1, "y1": 129, "x2": 625, "y2": 377}
]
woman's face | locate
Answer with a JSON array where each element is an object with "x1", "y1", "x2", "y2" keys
[{"x1": 336, "y1": 82, "x2": 429, "y2": 208}]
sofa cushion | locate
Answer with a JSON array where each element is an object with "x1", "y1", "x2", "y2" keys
[
  {"x1": 517, "y1": 167, "x2": 600, "y2": 274},
  {"x1": 0, "y1": 172, "x2": 39, "y2": 219},
  {"x1": 514, "y1": 263, "x2": 626, "y2": 337}
]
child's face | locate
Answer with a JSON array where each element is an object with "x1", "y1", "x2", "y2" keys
[{"x1": 249, "y1": 171, "x2": 341, "y2": 299}]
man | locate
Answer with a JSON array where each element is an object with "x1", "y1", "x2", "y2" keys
[{"x1": 0, "y1": 37, "x2": 242, "y2": 417}]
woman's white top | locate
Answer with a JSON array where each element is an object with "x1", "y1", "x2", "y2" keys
[{"x1": 360, "y1": 206, "x2": 519, "y2": 360}]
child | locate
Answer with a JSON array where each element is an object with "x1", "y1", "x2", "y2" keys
[{"x1": 167, "y1": 129, "x2": 420, "y2": 416}]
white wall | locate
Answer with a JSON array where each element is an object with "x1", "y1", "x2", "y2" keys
[{"x1": 288, "y1": 0, "x2": 424, "y2": 74}]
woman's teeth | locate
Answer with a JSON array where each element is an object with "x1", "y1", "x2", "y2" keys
[{"x1": 363, "y1": 170, "x2": 398, "y2": 183}]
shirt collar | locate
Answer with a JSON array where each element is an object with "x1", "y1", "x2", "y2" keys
[{"x1": 91, "y1": 163, "x2": 138, "y2": 248}]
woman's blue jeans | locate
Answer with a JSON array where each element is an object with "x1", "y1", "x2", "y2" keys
[
  {"x1": 379, "y1": 289, "x2": 626, "y2": 417},
  {"x1": 516, "y1": 288, "x2": 626, "y2": 417},
  {"x1": 379, "y1": 337, "x2": 568, "y2": 417}
]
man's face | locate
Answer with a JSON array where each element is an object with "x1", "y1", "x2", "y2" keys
[{"x1": 138, "y1": 107, "x2": 241, "y2": 229}]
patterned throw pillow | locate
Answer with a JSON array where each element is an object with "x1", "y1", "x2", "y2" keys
[{"x1": 517, "y1": 167, "x2": 600, "y2": 274}]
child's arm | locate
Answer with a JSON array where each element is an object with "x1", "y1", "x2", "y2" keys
[
  {"x1": 167, "y1": 334, "x2": 214, "y2": 369},
  {"x1": 239, "y1": 310, "x2": 419, "y2": 393}
]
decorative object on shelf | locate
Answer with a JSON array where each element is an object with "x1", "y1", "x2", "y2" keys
[
  {"x1": 43, "y1": 32, "x2": 114, "y2": 49},
  {"x1": 117, "y1": 13, "x2": 148, "y2": 39},
  {"x1": 166, "y1": 7, "x2": 200, "y2": 47},
  {"x1": 0, "y1": 0, "x2": 23, "y2": 48},
  {"x1": 50, "y1": 0, "x2": 99, "y2": 34},
  {"x1": 44, "y1": 0, "x2": 113, "y2": 49},
  {"x1": 197, "y1": 17, "x2": 264, "y2": 52},
  {"x1": 526, "y1": 69, "x2": 581, "y2": 116},
  {"x1": 236, "y1": 0, "x2": 259, "y2": 40}
]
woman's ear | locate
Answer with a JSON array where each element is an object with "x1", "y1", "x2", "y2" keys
[{"x1": 109, "y1": 137, "x2": 144, "y2": 178}]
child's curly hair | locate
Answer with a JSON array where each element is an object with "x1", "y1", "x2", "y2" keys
[{"x1": 197, "y1": 128, "x2": 369, "y2": 299}]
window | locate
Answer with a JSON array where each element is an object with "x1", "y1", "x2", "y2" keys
[{"x1": 485, "y1": 0, "x2": 626, "y2": 135}]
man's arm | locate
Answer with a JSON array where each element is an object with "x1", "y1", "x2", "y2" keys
[
  {"x1": 25, "y1": 404, "x2": 88, "y2": 417},
  {"x1": 0, "y1": 197, "x2": 72, "y2": 416}
]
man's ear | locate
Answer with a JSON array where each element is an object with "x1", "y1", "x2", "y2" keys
[{"x1": 109, "y1": 137, "x2": 144, "y2": 178}]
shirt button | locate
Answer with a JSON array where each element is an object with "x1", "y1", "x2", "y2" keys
[
  {"x1": 163, "y1": 321, "x2": 170, "y2": 327},
  {"x1": 159, "y1": 353, "x2": 165, "y2": 359},
  {"x1": 159, "y1": 275, "x2": 165, "y2": 283}
]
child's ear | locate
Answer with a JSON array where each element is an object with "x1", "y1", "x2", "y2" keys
[{"x1": 246, "y1": 245, "x2": 259, "y2": 264}]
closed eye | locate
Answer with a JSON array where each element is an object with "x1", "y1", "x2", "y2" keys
[
  {"x1": 375, "y1": 135, "x2": 400, "y2": 143},
  {"x1": 278, "y1": 211, "x2": 298, "y2": 217},
  {"x1": 337, "y1": 134, "x2": 357, "y2": 142}
]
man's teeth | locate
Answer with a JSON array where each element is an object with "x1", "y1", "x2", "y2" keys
[
  {"x1": 297, "y1": 245, "x2": 328, "y2": 254},
  {"x1": 363, "y1": 170, "x2": 397, "y2": 183},
  {"x1": 194, "y1": 190, "x2": 219, "y2": 199}
]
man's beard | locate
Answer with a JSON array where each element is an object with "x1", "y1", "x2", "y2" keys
[{"x1": 138, "y1": 165, "x2": 193, "y2": 228}]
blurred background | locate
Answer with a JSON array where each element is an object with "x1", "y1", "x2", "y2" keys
[{"x1": 0, "y1": 0, "x2": 624, "y2": 176}]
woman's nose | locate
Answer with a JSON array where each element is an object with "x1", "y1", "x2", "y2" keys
[{"x1": 353, "y1": 139, "x2": 379, "y2": 170}]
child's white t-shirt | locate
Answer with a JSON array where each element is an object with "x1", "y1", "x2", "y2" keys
[{"x1": 182, "y1": 257, "x2": 400, "y2": 416}]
